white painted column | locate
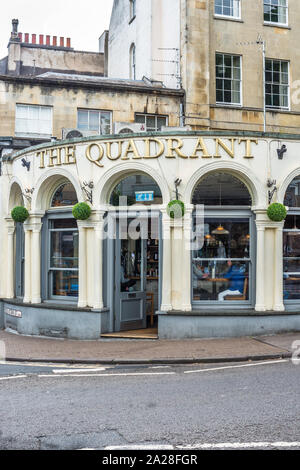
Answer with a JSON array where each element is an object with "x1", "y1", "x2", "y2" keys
[
  {"x1": 93, "y1": 215, "x2": 105, "y2": 311},
  {"x1": 31, "y1": 222, "x2": 42, "y2": 304},
  {"x1": 274, "y1": 224, "x2": 285, "y2": 311},
  {"x1": 255, "y1": 224, "x2": 266, "y2": 312},
  {"x1": 160, "y1": 210, "x2": 172, "y2": 312},
  {"x1": 78, "y1": 223, "x2": 87, "y2": 308},
  {"x1": 6, "y1": 221, "x2": 16, "y2": 299},
  {"x1": 181, "y1": 207, "x2": 193, "y2": 311},
  {"x1": 23, "y1": 227, "x2": 32, "y2": 304}
]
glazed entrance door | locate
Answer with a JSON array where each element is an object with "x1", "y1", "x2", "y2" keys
[{"x1": 115, "y1": 218, "x2": 147, "y2": 332}]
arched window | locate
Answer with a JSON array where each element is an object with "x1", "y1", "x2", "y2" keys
[
  {"x1": 110, "y1": 173, "x2": 162, "y2": 206},
  {"x1": 51, "y1": 182, "x2": 78, "y2": 207},
  {"x1": 130, "y1": 43, "x2": 136, "y2": 80},
  {"x1": 283, "y1": 176, "x2": 300, "y2": 303},
  {"x1": 192, "y1": 172, "x2": 252, "y2": 206},
  {"x1": 192, "y1": 171, "x2": 253, "y2": 306}
]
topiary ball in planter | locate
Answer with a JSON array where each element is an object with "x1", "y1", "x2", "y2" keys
[
  {"x1": 72, "y1": 202, "x2": 92, "y2": 220},
  {"x1": 167, "y1": 200, "x2": 185, "y2": 219},
  {"x1": 267, "y1": 203, "x2": 287, "y2": 222},
  {"x1": 11, "y1": 206, "x2": 29, "y2": 223}
]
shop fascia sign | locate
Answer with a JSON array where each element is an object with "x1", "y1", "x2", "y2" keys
[{"x1": 35, "y1": 137, "x2": 258, "y2": 169}]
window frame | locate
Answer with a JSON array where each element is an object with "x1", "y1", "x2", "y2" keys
[
  {"x1": 135, "y1": 113, "x2": 169, "y2": 132},
  {"x1": 263, "y1": 0, "x2": 288, "y2": 27},
  {"x1": 265, "y1": 58, "x2": 290, "y2": 110},
  {"x1": 215, "y1": 53, "x2": 243, "y2": 107},
  {"x1": 214, "y1": 0, "x2": 241, "y2": 20},
  {"x1": 77, "y1": 108, "x2": 112, "y2": 135},
  {"x1": 15, "y1": 103, "x2": 53, "y2": 138}
]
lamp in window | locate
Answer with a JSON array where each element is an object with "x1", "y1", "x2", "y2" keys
[{"x1": 212, "y1": 225, "x2": 229, "y2": 236}]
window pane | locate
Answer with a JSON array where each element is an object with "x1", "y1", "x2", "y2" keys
[
  {"x1": 51, "y1": 183, "x2": 78, "y2": 207},
  {"x1": 51, "y1": 271, "x2": 79, "y2": 297},
  {"x1": 50, "y1": 231, "x2": 79, "y2": 269}
]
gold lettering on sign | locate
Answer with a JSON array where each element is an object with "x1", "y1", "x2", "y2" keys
[
  {"x1": 37, "y1": 151, "x2": 46, "y2": 169},
  {"x1": 191, "y1": 138, "x2": 212, "y2": 159},
  {"x1": 86, "y1": 143, "x2": 104, "y2": 167},
  {"x1": 48, "y1": 148, "x2": 62, "y2": 167},
  {"x1": 121, "y1": 140, "x2": 141, "y2": 160},
  {"x1": 238, "y1": 139, "x2": 258, "y2": 159},
  {"x1": 214, "y1": 138, "x2": 235, "y2": 159},
  {"x1": 106, "y1": 141, "x2": 122, "y2": 161},
  {"x1": 64, "y1": 145, "x2": 76, "y2": 165},
  {"x1": 165, "y1": 138, "x2": 187, "y2": 158},
  {"x1": 144, "y1": 138, "x2": 164, "y2": 159}
]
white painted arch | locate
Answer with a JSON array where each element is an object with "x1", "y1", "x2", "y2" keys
[
  {"x1": 31, "y1": 168, "x2": 83, "y2": 212},
  {"x1": 8, "y1": 178, "x2": 25, "y2": 213},
  {"x1": 277, "y1": 168, "x2": 300, "y2": 205},
  {"x1": 95, "y1": 161, "x2": 171, "y2": 207},
  {"x1": 183, "y1": 161, "x2": 266, "y2": 208}
]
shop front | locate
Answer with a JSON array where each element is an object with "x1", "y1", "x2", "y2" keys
[{"x1": 2, "y1": 132, "x2": 300, "y2": 339}]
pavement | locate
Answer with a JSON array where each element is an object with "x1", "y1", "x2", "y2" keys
[{"x1": 0, "y1": 329, "x2": 299, "y2": 364}]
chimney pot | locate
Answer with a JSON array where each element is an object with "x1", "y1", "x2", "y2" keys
[
  {"x1": 32, "y1": 34, "x2": 36, "y2": 44},
  {"x1": 12, "y1": 19, "x2": 19, "y2": 34},
  {"x1": 25, "y1": 33, "x2": 29, "y2": 43},
  {"x1": 39, "y1": 34, "x2": 44, "y2": 45},
  {"x1": 53, "y1": 36, "x2": 57, "y2": 46},
  {"x1": 46, "y1": 35, "x2": 50, "y2": 46},
  {"x1": 66, "y1": 38, "x2": 71, "y2": 48},
  {"x1": 18, "y1": 33, "x2": 23, "y2": 42},
  {"x1": 60, "y1": 37, "x2": 64, "y2": 47}
]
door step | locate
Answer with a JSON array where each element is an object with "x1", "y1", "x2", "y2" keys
[{"x1": 101, "y1": 328, "x2": 158, "y2": 340}]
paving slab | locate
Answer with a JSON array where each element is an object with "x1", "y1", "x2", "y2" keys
[
  {"x1": 0, "y1": 329, "x2": 291, "y2": 364},
  {"x1": 256, "y1": 333, "x2": 300, "y2": 353}
]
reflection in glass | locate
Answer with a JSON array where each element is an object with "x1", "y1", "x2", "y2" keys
[
  {"x1": 50, "y1": 232, "x2": 78, "y2": 269},
  {"x1": 121, "y1": 238, "x2": 142, "y2": 292},
  {"x1": 110, "y1": 174, "x2": 162, "y2": 206},
  {"x1": 52, "y1": 271, "x2": 78, "y2": 297},
  {"x1": 193, "y1": 218, "x2": 250, "y2": 302},
  {"x1": 192, "y1": 172, "x2": 252, "y2": 206},
  {"x1": 51, "y1": 183, "x2": 78, "y2": 207},
  {"x1": 283, "y1": 215, "x2": 300, "y2": 300},
  {"x1": 284, "y1": 177, "x2": 300, "y2": 208}
]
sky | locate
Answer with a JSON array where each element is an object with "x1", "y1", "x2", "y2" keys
[{"x1": 0, "y1": 0, "x2": 114, "y2": 59}]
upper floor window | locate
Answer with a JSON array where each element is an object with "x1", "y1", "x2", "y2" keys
[
  {"x1": 130, "y1": 0, "x2": 136, "y2": 20},
  {"x1": 77, "y1": 109, "x2": 112, "y2": 135},
  {"x1": 265, "y1": 59, "x2": 289, "y2": 109},
  {"x1": 215, "y1": 0, "x2": 241, "y2": 18},
  {"x1": 15, "y1": 104, "x2": 52, "y2": 138},
  {"x1": 216, "y1": 53, "x2": 242, "y2": 105},
  {"x1": 135, "y1": 114, "x2": 168, "y2": 131},
  {"x1": 264, "y1": 0, "x2": 288, "y2": 25}
]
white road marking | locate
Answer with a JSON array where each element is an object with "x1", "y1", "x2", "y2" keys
[
  {"x1": 0, "y1": 375, "x2": 27, "y2": 381},
  {"x1": 52, "y1": 368, "x2": 108, "y2": 374},
  {"x1": 38, "y1": 372, "x2": 176, "y2": 378},
  {"x1": 184, "y1": 359, "x2": 289, "y2": 374},
  {"x1": 180, "y1": 442, "x2": 300, "y2": 450}
]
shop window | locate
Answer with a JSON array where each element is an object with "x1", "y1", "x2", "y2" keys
[
  {"x1": 264, "y1": 0, "x2": 288, "y2": 25},
  {"x1": 15, "y1": 104, "x2": 52, "y2": 138},
  {"x1": 216, "y1": 53, "x2": 242, "y2": 105},
  {"x1": 110, "y1": 174, "x2": 163, "y2": 206},
  {"x1": 214, "y1": 0, "x2": 241, "y2": 19},
  {"x1": 77, "y1": 109, "x2": 112, "y2": 135},
  {"x1": 265, "y1": 59, "x2": 289, "y2": 109},
  {"x1": 15, "y1": 223, "x2": 25, "y2": 298},
  {"x1": 192, "y1": 172, "x2": 253, "y2": 304},
  {"x1": 51, "y1": 182, "x2": 78, "y2": 207},
  {"x1": 283, "y1": 177, "x2": 300, "y2": 302},
  {"x1": 48, "y1": 218, "x2": 79, "y2": 299},
  {"x1": 192, "y1": 172, "x2": 252, "y2": 206},
  {"x1": 135, "y1": 114, "x2": 168, "y2": 131}
]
